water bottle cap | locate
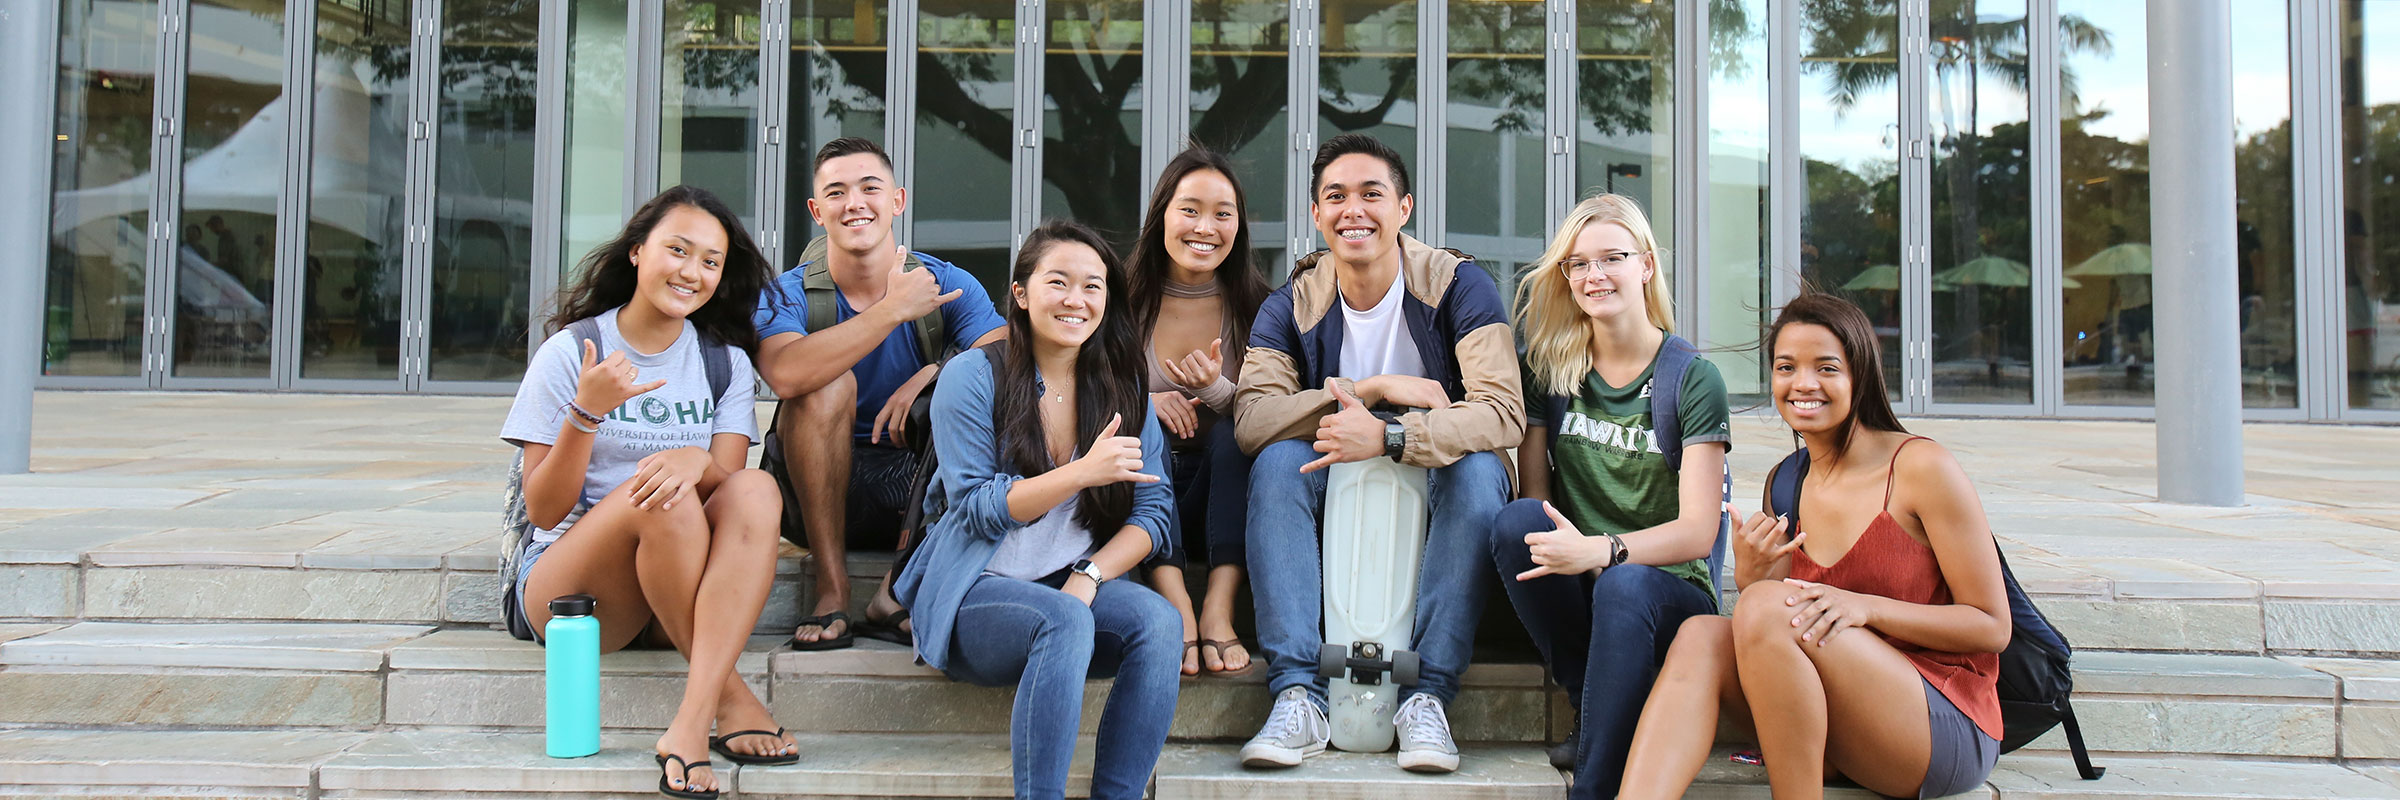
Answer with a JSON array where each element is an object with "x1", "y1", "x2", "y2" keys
[{"x1": 548, "y1": 594, "x2": 596, "y2": 617}]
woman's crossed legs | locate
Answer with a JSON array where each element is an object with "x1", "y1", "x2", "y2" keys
[{"x1": 521, "y1": 468, "x2": 788, "y2": 795}]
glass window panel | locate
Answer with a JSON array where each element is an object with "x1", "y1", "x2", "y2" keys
[
  {"x1": 174, "y1": 0, "x2": 286, "y2": 379},
  {"x1": 1704, "y1": 0, "x2": 1769, "y2": 398},
  {"x1": 1039, "y1": 0, "x2": 1143, "y2": 250},
  {"x1": 1799, "y1": 1, "x2": 1903, "y2": 400},
  {"x1": 1191, "y1": 0, "x2": 1289, "y2": 274},
  {"x1": 1571, "y1": 0, "x2": 1674, "y2": 268},
  {"x1": 2058, "y1": 0, "x2": 2149, "y2": 405},
  {"x1": 1446, "y1": 0, "x2": 1550, "y2": 295},
  {"x1": 2343, "y1": 0, "x2": 2400, "y2": 410},
  {"x1": 1319, "y1": 0, "x2": 1418, "y2": 245},
  {"x1": 561, "y1": 0, "x2": 629, "y2": 276},
  {"x1": 913, "y1": 0, "x2": 1017, "y2": 296},
  {"x1": 660, "y1": 0, "x2": 763, "y2": 227},
  {"x1": 1927, "y1": 0, "x2": 2031, "y2": 405},
  {"x1": 429, "y1": 0, "x2": 540, "y2": 382},
  {"x1": 2230, "y1": 0, "x2": 2296, "y2": 408},
  {"x1": 47, "y1": 0, "x2": 158, "y2": 377},
  {"x1": 789, "y1": 0, "x2": 888, "y2": 253},
  {"x1": 301, "y1": 0, "x2": 412, "y2": 381}
]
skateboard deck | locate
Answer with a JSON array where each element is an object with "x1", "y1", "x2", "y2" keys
[{"x1": 1318, "y1": 458, "x2": 1431, "y2": 753}]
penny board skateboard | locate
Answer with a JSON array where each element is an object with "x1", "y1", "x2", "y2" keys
[{"x1": 1316, "y1": 458, "x2": 1430, "y2": 753}]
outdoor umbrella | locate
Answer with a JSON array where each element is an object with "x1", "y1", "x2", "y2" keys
[
  {"x1": 2065, "y1": 243, "x2": 2152, "y2": 277},
  {"x1": 1841, "y1": 264, "x2": 1903, "y2": 292},
  {"x1": 1934, "y1": 255, "x2": 2081, "y2": 289}
]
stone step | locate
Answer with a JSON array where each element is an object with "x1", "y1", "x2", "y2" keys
[
  {"x1": 12, "y1": 522, "x2": 2400, "y2": 659},
  {"x1": 4, "y1": 620, "x2": 2394, "y2": 764},
  {"x1": 0, "y1": 728, "x2": 2394, "y2": 799}
]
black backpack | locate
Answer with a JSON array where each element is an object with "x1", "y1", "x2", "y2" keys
[
  {"x1": 1539, "y1": 333, "x2": 1731, "y2": 597},
  {"x1": 500, "y1": 318, "x2": 735, "y2": 641},
  {"x1": 1767, "y1": 447, "x2": 2103, "y2": 779}
]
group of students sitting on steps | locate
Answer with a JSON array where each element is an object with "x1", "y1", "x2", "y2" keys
[{"x1": 499, "y1": 133, "x2": 2089, "y2": 800}]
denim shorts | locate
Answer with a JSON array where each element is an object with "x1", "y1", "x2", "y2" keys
[
  {"x1": 1916, "y1": 676, "x2": 2001, "y2": 798},
  {"x1": 514, "y1": 537, "x2": 556, "y2": 643}
]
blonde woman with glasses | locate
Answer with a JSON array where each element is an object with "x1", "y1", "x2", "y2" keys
[{"x1": 1485, "y1": 194, "x2": 1732, "y2": 799}]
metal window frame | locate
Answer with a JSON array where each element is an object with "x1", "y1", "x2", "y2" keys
[
  {"x1": 2292, "y1": 0, "x2": 2348, "y2": 421},
  {"x1": 1767, "y1": 0, "x2": 1799, "y2": 311},
  {"x1": 1014, "y1": 0, "x2": 1044, "y2": 259},
  {"x1": 890, "y1": 0, "x2": 918, "y2": 244},
  {"x1": 1414, "y1": 0, "x2": 1444, "y2": 246},
  {"x1": 529, "y1": 0, "x2": 570, "y2": 348},
  {"x1": 155, "y1": 0, "x2": 285, "y2": 392},
  {"x1": 1544, "y1": 0, "x2": 1572, "y2": 230},
  {"x1": 413, "y1": 0, "x2": 519, "y2": 397},
  {"x1": 757, "y1": 0, "x2": 792, "y2": 269},
  {"x1": 1144, "y1": 0, "x2": 1194, "y2": 205},
  {"x1": 627, "y1": 0, "x2": 663, "y2": 215},
  {"x1": 1898, "y1": 0, "x2": 1930, "y2": 414},
  {"x1": 33, "y1": 0, "x2": 149, "y2": 391},
  {"x1": 1674, "y1": 0, "x2": 1708, "y2": 335},
  {"x1": 2028, "y1": 0, "x2": 2064, "y2": 415},
  {"x1": 1287, "y1": 0, "x2": 1319, "y2": 270}
]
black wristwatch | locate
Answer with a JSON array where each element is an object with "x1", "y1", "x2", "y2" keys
[
  {"x1": 1603, "y1": 532, "x2": 1630, "y2": 568},
  {"x1": 1383, "y1": 421, "x2": 1407, "y2": 461},
  {"x1": 1070, "y1": 559, "x2": 1108, "y2": 585}
]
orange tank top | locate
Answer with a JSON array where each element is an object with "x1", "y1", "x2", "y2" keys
[{"x1": 1788, "y1": 437, "x2": 2003, "y2": 741}]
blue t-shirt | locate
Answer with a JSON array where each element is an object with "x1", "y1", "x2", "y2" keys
[{"x1": 752, "y1": 252, "x2": 1006, "y2": 440}]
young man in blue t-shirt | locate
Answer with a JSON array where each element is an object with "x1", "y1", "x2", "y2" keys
[{"x1": 753, "y1": 138, "x2": 1007, "y2": 649}]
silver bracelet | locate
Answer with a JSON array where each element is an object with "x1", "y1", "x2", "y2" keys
[{"x1": 562, "y1": 404, "x2": 600, "y2": 434}]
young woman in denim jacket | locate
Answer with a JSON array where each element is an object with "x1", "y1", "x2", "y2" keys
[{"x1": 892, "y1": 221, "x2": 1182, "y2": 800}]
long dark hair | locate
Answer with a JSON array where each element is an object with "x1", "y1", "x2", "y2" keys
[
  {"x1": 1127, "y1": 146, "x2": 1271, "y2": 356},
  {"x1": 991, "y1": 221, "x2": 1150, "y2": 536},
  {"x1": 1765, "y1": 290, "x2": 1907, "y2": 461},
  {"x1": 551, "y1": 185, "x2": 777, "y2": 355}
]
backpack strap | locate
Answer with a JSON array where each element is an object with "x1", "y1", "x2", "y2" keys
[
  {"x1": 1649, "y1": 333, "x2": 1698, "y2": 472},
  {"x1": 1769, "y1": 447, "x2": 1811, "y2": 526},
  {"x1": 797, "y1": 235, "x2": 947, "y2": 366},
  {"x1": 699, "y1": 334, "x2": 732, "y2": 400},
  {"x1": 568, "y1": 318, "x2": 604, "y2": 356}
]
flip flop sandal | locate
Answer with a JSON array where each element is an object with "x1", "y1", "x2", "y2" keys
[
  {"x1": 654, "y1": 752, "x2": 719, "y2": 799},
  {"x1": 859, "y1": 608, "x2": 913, "y2": 646},
  {"x1": 787, "y1": 610, "x2": 855, "y2": 651},
  {"x1": 709, "y1": 726, "x2": 799, "y2": 766},
  {"x1": 1180, "y1": 640, "x2": 1200, "y2": 675},
  {"x1": 1201, "y1": 638, "x2": 1256, "y2": 674}
]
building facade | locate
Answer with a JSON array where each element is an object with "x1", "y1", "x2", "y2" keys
[{"x1": 35, "y1": 0, "x2": 2400, "y2": 421}]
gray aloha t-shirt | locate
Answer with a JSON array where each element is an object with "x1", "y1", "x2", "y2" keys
[{"x1": 500, "y1": 307, "x2": 759, "y2": 544}]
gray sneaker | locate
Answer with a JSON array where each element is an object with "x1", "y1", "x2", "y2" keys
[
  {"x1": 1240, "y1": 686, "x2": 1330, "y2": 768},
  {"x1": 1393, "y1": 692, "x2": 1460, "y2": 773}
]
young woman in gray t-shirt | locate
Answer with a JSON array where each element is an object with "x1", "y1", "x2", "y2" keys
[{"x1": 498, "y1": 185, "x2": 789, "y2": 799}]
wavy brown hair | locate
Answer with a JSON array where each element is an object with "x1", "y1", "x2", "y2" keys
[
  {"x1": 990, "y1": 221, "x2": 1150, "y2": 535},
  {"x1": 1766, "y1": 290, "x2": 1906, "y2": 461},
  {"x1": 551, "y1": 185, "x2": 778, "y2": 355}
]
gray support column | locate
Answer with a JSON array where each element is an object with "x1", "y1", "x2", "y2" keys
[
  {"x1": 2145, "y1": 0, "x2": 2244, "y2": 505},
  {"x1": 2290, "y1": 0, "x2": 2344, "y2": 421},
  {"x1": 1287, "y1": 0, "x2": 1319, "y2": 272},
  {"x1": 1672, "y1": 0, "x2": 1707, "y2": 334},
  {"x1": 889, "y1": 0, "x2": 920, "y2": 242},
  {"x1": 1767, "y1": 0, "x2": 1800, "y2": 308},
  {"x1": 0, "y1": 0, "x2": 61, "y2": 471},
  {"x1": 1413, "y1": 0, "x2": 1444, "y2": 245}
]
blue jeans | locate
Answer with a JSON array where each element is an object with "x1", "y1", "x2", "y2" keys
[
  {"x1": 1246, "y1": 439, "x2": 1509, "y2": 706},
  {"x1": 1148, "y1": 422, "x2": 1251, "y2": 569},
  {"x1": 944, "y1": 573, "x2": 1182, "y2": 800},
  {"x1": 1488, "y1": 498, "x2": 1716, "y2": 800}
]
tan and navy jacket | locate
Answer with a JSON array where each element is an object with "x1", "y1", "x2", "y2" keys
[{"x1": 1233, "y1": 235, "x2": 1525, "y2": 467}]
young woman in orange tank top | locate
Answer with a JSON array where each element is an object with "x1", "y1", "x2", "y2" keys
[{"x1": 1614, "y1": 292, "x2": 2013, "y2": 800}]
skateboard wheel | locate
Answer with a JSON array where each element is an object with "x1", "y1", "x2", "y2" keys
[
  {"x1": 1392, "y1": 650, "x2": 1421, "y2": 686},
  {"x1": 1318, "y1": 643, "x2": 1347, "y2": 679}
]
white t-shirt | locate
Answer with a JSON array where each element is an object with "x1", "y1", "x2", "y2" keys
[
  {"x1": 1337, "y1": 271, "x2": 1425, "y2": 381},
  {"x1": 500, "y1": 308, "x2": 760, "y2": 543}
]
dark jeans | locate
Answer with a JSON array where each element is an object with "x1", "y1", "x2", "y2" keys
[
  {"x1": 1147, "y1": 422, "x2": 1250, "y2": 570},
  {"x1": 1488, "y1": 498, "x2": 1716, "y2": 800},
  {"x1": 945, "y1": 573, "x2": 1182, "y2": 800}
]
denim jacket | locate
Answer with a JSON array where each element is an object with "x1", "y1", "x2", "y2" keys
[{"x1": 891, "y1": 346, "x2": 1175, "y2": 672}]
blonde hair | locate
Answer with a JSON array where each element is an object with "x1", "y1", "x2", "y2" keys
[{"x1": 1514, "y1": 193, "x2": 1674, "y2": 397}]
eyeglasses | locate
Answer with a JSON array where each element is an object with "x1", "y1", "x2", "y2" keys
[{"x1": 1556, "y1": 250, "x2": 1649, "y2": 279}]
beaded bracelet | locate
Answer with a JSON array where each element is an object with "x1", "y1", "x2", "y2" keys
[
  {"x1": 564, "y1": 401, "x2": 607, "y2": 426},
  {"x1": 561, "y1": 403, "x2": 601, "y2": 434}
]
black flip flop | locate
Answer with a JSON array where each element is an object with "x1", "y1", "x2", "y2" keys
[
  {"x1": 654, "y1": 752, "x2": 719, "y2": 799},
  {"x1": 859, "y1": 608, "x2": 913, "y2": 646},
  {"x1": 709, "y1": 726, "x2": 799, "y2": 766},
  {"x1": 787, "y1": 610, "x2": 855, "y2": 651}
]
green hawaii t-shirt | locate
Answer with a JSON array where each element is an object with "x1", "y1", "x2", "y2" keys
[{"x1": 1532, "y1": 347, "x2": 1732, "y2": 599}]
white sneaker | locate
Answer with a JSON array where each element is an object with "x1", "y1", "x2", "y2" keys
[
  {"x1": 1240, "y1": 686, "x2": 1330, "y2": 768},
  {"x1": 1393, "y1": 692, "x2": 1460, "y2": 773}
]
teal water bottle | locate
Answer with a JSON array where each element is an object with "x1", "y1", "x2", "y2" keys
[{"x1": 545, "y1": 594, "x2": 601, "y2": 758}]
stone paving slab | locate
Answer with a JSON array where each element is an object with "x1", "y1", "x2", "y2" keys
[
  {"x1": 0, "y1": 728, "x2": 369, "y2": 790},
  {"x1": 299, "y1": 526, "x2": 500, "y2": 571},
  {"x1": 0, "y1": 621, "x2": 432, "y2": 671},
  {"x1": 2069, "y1": 652, "x2": 2336, "y2": 698},
  {"x1": 737, "y1": 733, "x2": 1093, "y2": 797},
  {"x1": 81, "y1": 566, "x2": 443, "y2": 622},
  {"x1": 2285, "y1": 656, "x2": 2400, "y2": 702},
  {"x1": 388, "y1": 629, "x2": 780, "y2": 673},
  {"x1": 85, "y1": 525, "x2": 356, "y2": 568},
  {"x1": 318, "y1": 729, "x2": 700, "y2": 795},
  {"x1": 0, "y1": 524, "x2": 152, "y2": 564},
  {"x1": 1151, "y1": 743, "x2": 1565, "y2": 800},
  {"x1": 0, "y1": 623, "x2": 61, "y2": 645},
  {"x1": 1986, "y1": 753, "x2": 2400, "y2": 798}
]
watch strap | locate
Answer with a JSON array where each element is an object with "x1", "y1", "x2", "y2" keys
[{"x1": 1603, "y1": 532, "x2": 1629, "y2": 567}]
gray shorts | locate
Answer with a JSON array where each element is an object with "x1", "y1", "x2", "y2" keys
[
  {"x1": 1916, "y1": 676, "x2": 2001, "y2": 798},
  {"x1": 514, "y1": 537, "x2": 556, "y2": 643}
]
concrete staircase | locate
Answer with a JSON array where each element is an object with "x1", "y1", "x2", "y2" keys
[{"x1": 3, "y1": 394, "x2": 2398, "y2": 797}]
